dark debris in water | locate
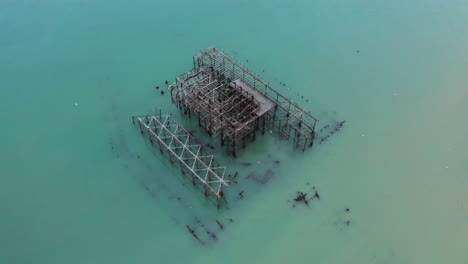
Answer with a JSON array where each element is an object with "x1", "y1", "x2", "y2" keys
[
  {"x1": 293, "y1": 192, "x2": 313, "y2": 205},
  {"x1": 206, "y1": 143, "x2": 215, "y2": 150},
  {"x1": 318, "y1": 120, "x2": 346, "y2": 144},
  {"x1": 333, "y1": 207, "x2": 353, "y2": 230},
  {"x1": 246, "y1": 169, "x2": 275, "y2": 184},
  {"x1": 227, "y1": 172, "x2": 239, "y2": 184},
  {"x1": 292, "y1": 188, "x2": 320, "y2": 207},
  {"x1": 185, "y1": 216, "x2": 237, "y2": 245},
  {"x1": 216, "y1": 219, "x2": 224, "y2": 230}
]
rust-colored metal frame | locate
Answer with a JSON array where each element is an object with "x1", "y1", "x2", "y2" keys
[{"x1": 168, "y1": 47, "x2": 319, "y2": 156}]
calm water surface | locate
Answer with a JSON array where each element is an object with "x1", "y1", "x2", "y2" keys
[{"x1": 1, "y1": 0, "x2": 467, "y2": 263}]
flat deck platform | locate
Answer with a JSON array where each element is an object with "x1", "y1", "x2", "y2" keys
[{"x1": 231, "y1": 80, "x2": 274, "y2": 116}]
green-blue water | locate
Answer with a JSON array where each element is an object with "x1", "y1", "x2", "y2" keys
[{"x1": 1, "y1": 0, "x2": 467, "y2": 263}]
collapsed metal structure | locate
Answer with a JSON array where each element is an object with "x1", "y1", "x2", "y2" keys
[
  {"x1": 169, "y1": 47, "x2": 319, "y2": 156},
  {"x1": 132, "y1": 113, "x2": 228, "y2": 208},
  {"x1": 133, "y1": 47, "x2": 319, "y2": 207}
]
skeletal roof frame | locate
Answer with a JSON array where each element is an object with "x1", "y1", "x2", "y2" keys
[{"x1": 169, "y1": 47, "x2": 319, "y2": 156}]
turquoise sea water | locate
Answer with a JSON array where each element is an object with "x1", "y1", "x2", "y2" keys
[{"x1": 1, "y1": 0, "x2": 467, "y2": 263}]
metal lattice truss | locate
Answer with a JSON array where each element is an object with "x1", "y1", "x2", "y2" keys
[{"x1": 133, "y1": 114, "x2": 228, "y2": 203}]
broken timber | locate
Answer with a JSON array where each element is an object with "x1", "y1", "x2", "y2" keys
[
  {"x1": 168, "y1": 47, "x2": 319, "y2": 156},
  {"x1": 132, "y1": 113, "x2": 228, "y2": 208}
]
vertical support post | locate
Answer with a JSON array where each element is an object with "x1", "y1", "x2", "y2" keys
[
  {"x1": 262, "y1": 116, "x2": 266, "y2": 135},
  {"x1": 217, "y1": 184, "x2": 223, "y2": 209},
  {"x1": 309, "y1": 131, "x2": 315, "y2": 147},
  {"x1": 310, "y1": 120, "x2": 317, "y2": 148},
  {"x1": 169, "y1": 152, "x2": 174, "y2": 164},
  {"x1": 139, "y1": 120, "x2": 144, "y2": 134},
  {"x1": 149, "y1": 129, "x2": 154, "y2": 144},
  {"x1": 296, "y1": 131, "x2": 300, "y2": 148},
  {"x1": 278, "y1": 120, "x2": 282, "y2": 138},
  {"x1": 233, "y1": 131, "x2": 237, "y2": 158}
]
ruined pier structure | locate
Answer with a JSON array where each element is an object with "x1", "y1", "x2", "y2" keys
[
  {"x1": 168, "y1": 47, "x2": 319, "y2": 157},
  {"x1": 132, "y1": 113, "x2": 228, "y2": 208}
]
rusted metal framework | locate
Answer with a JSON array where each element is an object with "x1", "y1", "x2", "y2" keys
[
  {"x1": 168, "y1": 47, "x2": 319, "y2": 156},
  {"x1": 132, "y1": 113, "x2": 228, "y2": 208}
]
